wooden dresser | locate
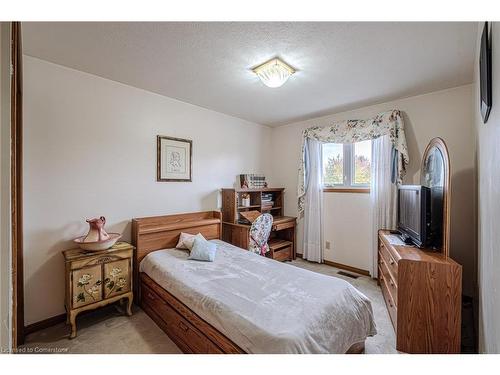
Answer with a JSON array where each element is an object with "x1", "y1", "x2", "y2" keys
[
  {"x1": 63, "y1": 242, "x2": 134, "y2": 338},
  {"x1": 378, "y1": 230, "x2": 462, "y2": 353},
  {"x1": 221, "y1": 188, "x2": 296, "y2": 261}
]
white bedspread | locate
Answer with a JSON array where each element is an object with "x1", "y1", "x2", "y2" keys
[{"x1": 139, "y1": 240, "x2": 376, "y2": 353}]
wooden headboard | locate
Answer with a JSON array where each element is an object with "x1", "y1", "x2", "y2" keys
[{"x1": 131, "y1": 211, "x2": 222, "y2": 299}]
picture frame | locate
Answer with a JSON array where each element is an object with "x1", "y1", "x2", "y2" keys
[
  {"x1": 157, "y1": 135, "x2": 192, "y2": 182},
  {"x1": 480, "y1": 22, "x2": 492, "y2": 123}
]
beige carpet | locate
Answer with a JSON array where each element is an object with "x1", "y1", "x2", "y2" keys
[{"x1": 21, "y1": 259, "x2": 396, "y2": 354}]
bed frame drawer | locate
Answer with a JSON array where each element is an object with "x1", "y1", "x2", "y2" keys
[{"x1": 141, "y1": 283, "x2": 223, "y2": 353}]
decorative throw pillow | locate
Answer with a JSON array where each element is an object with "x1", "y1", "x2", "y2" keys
[
  {"x1": 176, "y1": 232, "x2": 203, "y2": 250},
  {"x1": 188, "y1": 237, "x2": 217, "y2": 262},
  {"x1": 189, "y1": 233, "x2": 207, "y2": 250}
]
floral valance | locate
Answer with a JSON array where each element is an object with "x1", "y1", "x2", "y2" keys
[{"x1": 298, "y1": 109, "x2": 409, "y2": 213}]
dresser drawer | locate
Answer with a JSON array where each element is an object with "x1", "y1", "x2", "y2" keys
[
  {"x1": 272, "y1": 245, "x2": 292, "y2": 261},
  {"x1": 379, "y1": 267, "x2": 397, "y2": 329},
  {"x1": 142, "y1": 284, "x2": 222, "y2": 353},
  {"x1": 273, "y1": 221, "x2": 295, "y2": 231},
  {"x1": 379, "y1": 241, "x2": 398, "y2": 278},
  {"x1": 69, "y1": 248, "x2": 133, "y2": 271},
  {"x1": 379, "y1": 260, "x2": 398, "y2": 306}
]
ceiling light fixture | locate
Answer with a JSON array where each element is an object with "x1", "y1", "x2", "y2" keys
[{"x1": 252, "y1": 57, "x2": 296, "y2": 88}]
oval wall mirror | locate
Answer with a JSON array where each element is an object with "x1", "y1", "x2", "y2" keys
[{"x1": 420, "y1": 137, "x2": 451, "y2": 257}]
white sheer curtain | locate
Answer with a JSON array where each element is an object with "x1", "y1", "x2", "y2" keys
[
  {"x1": 370, "y1": 135, "x2": 397, "y2": 277},
  {"x1": 302, "y1": 138, "x2": 324, "y2": 263}
]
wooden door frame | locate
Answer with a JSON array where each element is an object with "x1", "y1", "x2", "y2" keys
[{"x1": 11, "y1": 21, "x2": 24, "y2": 348}]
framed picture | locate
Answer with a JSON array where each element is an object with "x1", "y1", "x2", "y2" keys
[
  {"x1": 480, "y1": 22, "x2": 492, "y2": 123},
  {"x1": 157, "y1": 135, "x2": 192, "y2": 182}
]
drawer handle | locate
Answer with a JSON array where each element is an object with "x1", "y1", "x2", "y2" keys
[
  {"x1": 389, "y1": 259, "x2": 395, "y2": 265},
  {"x1": 178, "y1": 321, "x2": 189, "y2": 332},
  {"x1": 147, "y1": 292, "x2": 155, "y2": 300},
  {"x1": 389, "y1": 279, "x2": 395, "y2": 287},
  {"x1": 379, "y1": 260, "x2": 384, "y2": 265}
]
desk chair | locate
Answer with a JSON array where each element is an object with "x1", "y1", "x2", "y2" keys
[{"x1": 248, "y1": 213, "x2": 273, "y2": 256}]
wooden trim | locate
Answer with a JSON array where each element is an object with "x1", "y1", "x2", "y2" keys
[
  {"x1": 10, "y1": 21, "x2": 24, "y2": 348},
  {"x1": 323, "y1": 188, "x2": 370, "y2": 193},
  {"x1": 233, "y1": 188, "x2": 285, "y2": 193},
  {"x1": 24, "y1": 300, "x2": 126, "y2": 336},
  {"x1": 296, "y1": 253, "x2": 370, "y2": 277},
  {"x1": 24, "y1": 314, "x2": 66, "y2": 336},
  {"x1": 156, "y1": 135, "x2": 192, "y2": 182},
  {"x1": 323, "y1": 260, "x2": 370, "y2": 277},
  {"x1": 138, "y1": 218, "x2": 221, "y2": 235}
]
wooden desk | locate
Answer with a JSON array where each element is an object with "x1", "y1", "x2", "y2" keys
[{"x1": 222, "y1": 216, "x2": 297, "y2": 261}]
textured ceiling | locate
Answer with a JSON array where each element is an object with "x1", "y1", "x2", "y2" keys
[{"x1": 23, "y1": 22, "x2": 477, "y2": 126}]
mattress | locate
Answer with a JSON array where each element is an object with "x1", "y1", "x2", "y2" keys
[{"x1": 139, "y1": 239, "x2": 377, "y2": 353}]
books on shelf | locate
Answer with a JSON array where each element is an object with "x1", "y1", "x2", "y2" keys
[
  {"x1": 261, "y1": 192, "x2": 274, "y2": 209},
  {"x1": 239, "y1": 174, "x2": 267, "y2": 189}
]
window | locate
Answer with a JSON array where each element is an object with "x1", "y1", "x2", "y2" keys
[
  {"x1": 322, "y1": 140, "x2": 372, "y2": 189},
  {"x1": 322, "y1": 143, "x2": 344, "y2": 186},
  {"x1": 353, "y1": 140, "x2": 372, "y2": 185}
]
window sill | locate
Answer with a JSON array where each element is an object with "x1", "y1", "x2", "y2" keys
[{"x1": 323, "y1": 188, "x2": 370, "y2": 194}]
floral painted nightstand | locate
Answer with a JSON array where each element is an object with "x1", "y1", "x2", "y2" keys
[{"x1": 62, "y1": 242, "x2": 134, "y2": 338}]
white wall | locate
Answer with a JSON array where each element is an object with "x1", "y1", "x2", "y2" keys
[
  {"x1": 323, "y1": 193, "x2": 372, "y2": 271},
  {"x1": 0, "y1": 22, "x2": 12, "y2": 353},
  {"x1": 23, "y1": 56, "x2": 272, "y2": 325},
  {"x1": 271, "y1": 85, "x2": 476, "y2": 295},
  {"x1": 474, "y1": 23, "x2": 500, "y2": 353}
]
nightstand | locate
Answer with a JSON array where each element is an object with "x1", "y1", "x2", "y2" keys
[{"x1": 62, "y1": 241, "x2": 134, "y2": 339}]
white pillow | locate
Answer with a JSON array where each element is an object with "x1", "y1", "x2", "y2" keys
[
  {"x1": 176, "y1": 232, "x2": 206, "y2": 250},
  {"x1": 188, "y1": 237, "x2": 217, "y2": 262},
  {"x1": 175, "y1": 232, "x2": 195, "y2": 249}
]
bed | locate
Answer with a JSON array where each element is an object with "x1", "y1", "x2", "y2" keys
[{"x1": 132, "y1": 211, "x2": 376, "y2": 354}]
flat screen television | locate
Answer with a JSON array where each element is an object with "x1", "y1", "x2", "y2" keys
[{"x1": 397, "y1": 185, "x2": 431, "y2": 247}]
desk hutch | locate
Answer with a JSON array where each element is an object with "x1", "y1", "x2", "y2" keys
[{"x1": 221, "y1": 188, "x2": 296, "y2": 261}]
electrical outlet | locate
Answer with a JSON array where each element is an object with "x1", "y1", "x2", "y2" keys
[{"x1": 325, "y1": 241, "x2": 331, "y2": 250}]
